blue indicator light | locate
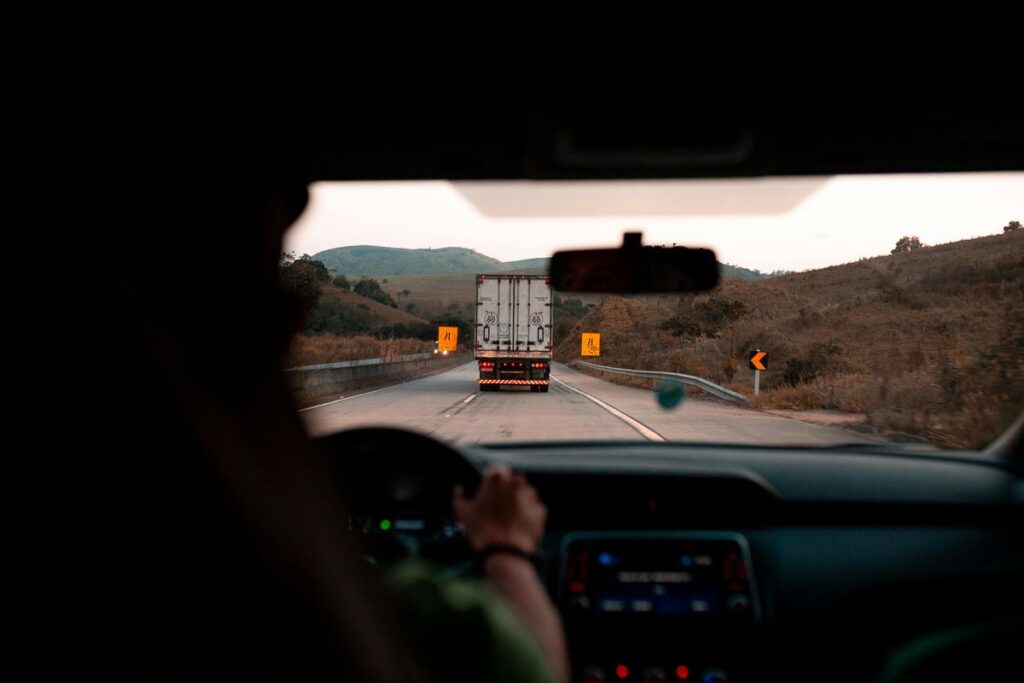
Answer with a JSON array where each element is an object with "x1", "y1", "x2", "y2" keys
[
  {"x1": 680, "y1": 555, "x2": 694, "y2": 566},
  {"x1": 598, "y1": 552, "x2": 615, "y2": 567}
]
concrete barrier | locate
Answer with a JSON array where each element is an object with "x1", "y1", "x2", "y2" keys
[{"x1": 287, "y1": 352, "x2": 470, "y2": 401}]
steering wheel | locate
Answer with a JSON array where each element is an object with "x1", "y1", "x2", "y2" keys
[{"x1": 314, "y1": 427, "x2": 483, "y2": 568}]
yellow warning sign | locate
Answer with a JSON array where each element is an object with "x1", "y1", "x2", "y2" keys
[
  {"x1": 437, "y1": 326, "x2": 459, "y2": 352},
  {"x1": 582, "y1": 333, "x2": 601, "y2": 356}
]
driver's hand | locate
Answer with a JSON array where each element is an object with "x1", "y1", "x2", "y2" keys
[{"x1": 453, "y1": 464, "x2": 546, "y2": 554}]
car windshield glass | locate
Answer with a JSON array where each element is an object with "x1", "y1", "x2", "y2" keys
[{"x1": 284, "y1": 174, "x2": 1024, "y2": 450}]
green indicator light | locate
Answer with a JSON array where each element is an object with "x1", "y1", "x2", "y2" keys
[{"x1": 379, "y1": 519, "x2": 392, "y2": 531}]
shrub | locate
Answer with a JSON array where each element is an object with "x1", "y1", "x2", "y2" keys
[
  {"x1": 302, "y1": 300, "x2": 373, "y2": 335},
  {"x1": 354, "y1": 278, "x2": 397, "y2": 307},
  {"x1": 783, "y1": 341, "x2": 845, "y2": 386},
  {"x1": 288, "y1": 334, "x2": 433, "y2": 367},
  {"x1": 891, "y1": 235, "x2": 924, "y2": 254},
  {"x1": 280, "y1": 260, "x2": 324, "y2": 311}
]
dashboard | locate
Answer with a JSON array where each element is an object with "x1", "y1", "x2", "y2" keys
[{"x1": 318, "y1": 430, "x2": 1024, "y2": 683}]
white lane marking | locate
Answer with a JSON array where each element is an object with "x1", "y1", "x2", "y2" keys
[
  {"x1": 299, "y1": 397, "x2": 345, "y2": 412},
  {"x1": 447, "y1": 392, "x2": 480, "y2": 417},
  {"x1": 298, "y1": 384, "x2": 395, "y2": 412},
  {"x1": 550, "y1": 375, "x2": 665, "y2": 442}
]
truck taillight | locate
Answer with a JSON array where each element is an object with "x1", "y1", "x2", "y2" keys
[
  {"x1": 531, "y1": 362, "x2": 547, "y2": 368},
  {"x1": 479, "y1": 361, "x2": 494, "y2": 370}
]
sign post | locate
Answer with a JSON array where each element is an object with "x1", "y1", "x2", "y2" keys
[
  {"x1": 437, "y1": 326, "x2": 458, "y2": 353},
  {"x1": 748, "y1": 349, "x2": 768, "y2": 396},
  {"x1": 582, "y1": 333, "x2": 601, "y2": 357}
]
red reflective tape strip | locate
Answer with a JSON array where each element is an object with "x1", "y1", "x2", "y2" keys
[{"x1": 477, "y1": 379, "x2": 550, "y2": 385}]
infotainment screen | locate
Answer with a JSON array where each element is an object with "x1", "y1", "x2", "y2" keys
[{"x1": 559, "y1": 533, "x2": 759, "y2": 623}]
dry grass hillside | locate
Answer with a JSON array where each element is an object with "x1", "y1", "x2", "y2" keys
[
  {"x1": 288, "y1": 286, "x2": 435, "y2": 366},
  {"x1": 382, "y1": 272, "x2": 603, "y2": 319},
  {"x1": 318, "y1": 285, "x2": 431, "y2": 326},
  {"x1": 555, "y1": 231, "x2": 1024, "y2": 448},
  {"x1": 287, "y1": 335, "x2": 433, "y2": 368},
  {"x1": 380, "y1": 273, "x2": 478, "y2": 318}
]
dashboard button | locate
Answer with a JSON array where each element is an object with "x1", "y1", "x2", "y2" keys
[
  {"x1": 701, "y1": 668, "x2": 729, "y2": 683},
  {"x1": 726, "y1": 593, "x2": 749, "y2": 614},
  {"x1": 642, "y1": 667, "x2": 667, "y2": 683},
  {"x1": 569, "y1": 595, "x2": 591, "y2": 611}
]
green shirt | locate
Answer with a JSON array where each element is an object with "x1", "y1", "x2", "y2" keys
[{"x1": 387, "y1": 560, "x2": 559, "y2": 683}]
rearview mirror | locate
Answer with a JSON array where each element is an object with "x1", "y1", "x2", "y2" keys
[{"x1": 549, "y1": 233, "x2": 719, "y2": 293}]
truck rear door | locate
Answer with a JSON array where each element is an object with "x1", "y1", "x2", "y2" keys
[
  {"x1": 477, "y1": 276, "x2": 552, "y2": 355},
  {"x1": 513, "y1": 278, "x2": 551, "y2": 353},
  {"x1": 476, "y1": 276, "x2": 503, "y2": 352}
]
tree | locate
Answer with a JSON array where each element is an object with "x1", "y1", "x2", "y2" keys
[
  {"x1": 891, "y1": 236, "x2": 924, "y2": 254},
  {"x1": 354, "y1": 278, "x2": 397, "y2": 307},
  {"x1": 398, "y1": 288, "x2": 412, "y2": 300},
  {"x1": 297, "y1": 254, "x2": 330, "y2": 283},
  {"x1": 302, "y1": 299, "x2": 373, "y2": 335},
  {"x1": 280, "y1": 260, "x2": 323, "y2": 312},
  {"x1": 1004, "y1": 220, "x2": 1021, "y2": 233},
  {"x1": 332, "y1": 274, "x2": 351, "y2": 290}
]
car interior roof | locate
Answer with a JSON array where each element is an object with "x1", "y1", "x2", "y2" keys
[{"x1": 34, "y1": 13, "x2": 1015, "y2": 182}]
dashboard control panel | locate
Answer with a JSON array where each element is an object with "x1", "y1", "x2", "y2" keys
[
  {"x1": 560, "y1": 532, "x2": 759, "y2": 624},
  {"x1": 559, "y1": 533, "x2": 758, "y2": 682}
]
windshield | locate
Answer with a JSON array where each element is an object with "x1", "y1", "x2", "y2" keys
[{"x1": 283, "y1": 175, "x2": 1024, "y2": 450}]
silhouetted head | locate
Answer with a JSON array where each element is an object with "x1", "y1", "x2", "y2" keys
[{"x1": 17, "y1": 31, "x2": 422, "y2": 680}]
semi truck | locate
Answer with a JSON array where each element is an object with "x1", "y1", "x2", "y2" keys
[{"x1": 475, "y1": 273, "x2": 552, "y2": 392}]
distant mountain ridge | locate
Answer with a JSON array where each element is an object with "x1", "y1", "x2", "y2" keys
[
  {"x1": 312, "y1": 245, "x2": 770, "y2": 280},
  {"x1": 313, "y1": 246, "x2": 510, "y2": 276}
]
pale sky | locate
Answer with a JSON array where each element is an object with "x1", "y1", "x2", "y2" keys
[{"x1": 284, "y1": 173, "x2": 1024, "y2": 273}]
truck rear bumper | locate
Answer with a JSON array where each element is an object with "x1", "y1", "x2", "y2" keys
[{"x1": 477, "y1": 379, "x2": 550, "y2": 385}]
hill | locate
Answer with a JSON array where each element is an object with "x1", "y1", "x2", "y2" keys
[
  {"x1": 375, "y1": 261, "x2": 765, "y2": 319},
  {"x1": 299, "y1": 282, "x2": 435, "y2": 337},
  {"x1": 313, "y1": 246, "x2": 510, "y2": 276},
  {"x1": 380, "y1": 272, "x2": 604, "y2": 321},
  {"x1": 555, "y1": 231, "x2": 1024, "y2": 449},
  {"x1": 720, "y1": 263, "x2": 772, "y2": 280},
  {"x1": 377, "y1": 272, "x2": 478, "y2": 319},
  {"x1": 504, "y1": 257, "x2": 550, "y2": 271},
  {"x1": 319, "y1": 285, "x2": 430, "y2": 326},
  {"x1": 312, "y1": 245, "x2": 768, "y2": 280}
]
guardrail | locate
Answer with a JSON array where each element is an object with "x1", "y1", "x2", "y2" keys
[
  {"x1": 575, "y1": 361, "x2": 748, "y2": 403},
  {"x1": 286, "y1": 352, "x2": 433, "y2": 372},
  {"x1": 287, "y1": 352, "x2": 469, "y2": 401}
]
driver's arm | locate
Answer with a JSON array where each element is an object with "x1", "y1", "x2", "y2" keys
[{"x1": 454, "y1": 464, "x2": 570, "y2": 683}]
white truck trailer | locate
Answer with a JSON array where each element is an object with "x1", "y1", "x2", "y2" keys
[{"x1": 474, "y1": 274, "x2": 553, "y2": 392}]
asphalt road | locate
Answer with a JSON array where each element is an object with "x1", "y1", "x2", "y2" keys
[{"x1": 302, "y1": 362, "x2": 871, "y2": 446}]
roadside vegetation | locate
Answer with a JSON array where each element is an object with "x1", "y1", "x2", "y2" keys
[
  {"x1": 555, "y1": 230, "x2": 1024, "y2": 449},
  {"x1": 287, "y1": 335, "x2": 433, "y2": 367},
  {"x1": 281, "y1": 253, "x2": 473, "y2": 365}
]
